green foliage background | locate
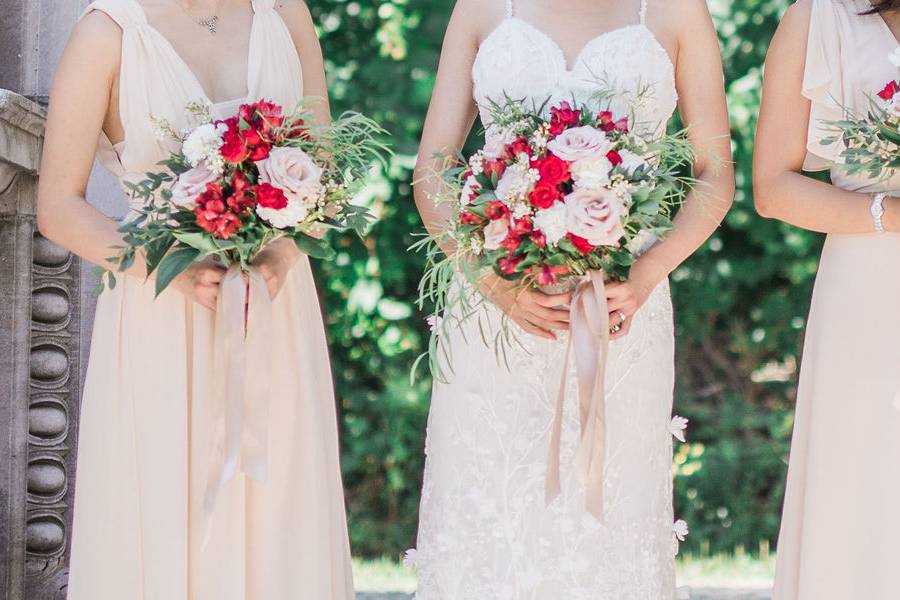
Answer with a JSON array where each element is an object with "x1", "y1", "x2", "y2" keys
[{"x1": 308, "y1": 0, "x2": 820, "y2": 558}]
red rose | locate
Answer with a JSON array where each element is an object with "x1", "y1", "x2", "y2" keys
[
  {"x1": 566, "y1": 232, "x2": 594, "y2": 254},
  {"x1": 485, "y1": 201, "x2": 510, "y2": 220},
  {"x1": 878, "y1": 80, "x2": 900, "y2": 100},
  {"x1": 498, "y1": 254, "x2": 524, "y2": 275},
  {"x1": 505, "y1": 136, "x2": 532, "y2": 159},
  {"x1": 220, "y1": 124, "x2": 250, "y2": 163},
  {"x1": 613, "y1": 117, "x2": 629, "y2": 133},
  {"x1": 597, "y1": 111, "x2": 615, "y2": 132},
  {"x1": 533, "y1": 153, "x2": 570, "y2": 186},
  {"x1": 529, "y1": 181, "x2": 562, "y2": 209},
  {"x1": 256, "y1": 182, "x2": 288, "y2": 210},
  {"x1": 606, "y1": 150, "x2": 623, "y2": 167},
  {"x1": 483, "y1": 159, "x2": 507, "y2": 180},
  {"x1": 550, "y1": 101, "x2": 581, "y2": 135},
  {"x1": 240, "y1": 100, "x2": 285, "y2": 134}
]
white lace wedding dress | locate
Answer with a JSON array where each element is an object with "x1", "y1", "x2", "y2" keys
[{"x1": 409, "y1": 1, "x2": 687, "y2": 599}]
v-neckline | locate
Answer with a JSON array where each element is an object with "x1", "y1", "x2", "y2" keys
[{"x1": 133, "y1": 0, "x2": 253, "y2": 105}]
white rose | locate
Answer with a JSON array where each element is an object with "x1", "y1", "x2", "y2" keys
[
  {"x1": 532, "y1": 202, "x2": 568, "y2": 246},
  {"x1": 617, "y1": 149, "x2": 649, "y2": 175},
  {"x1": 546, "y1": 126, "x2": 613, "y2": 162},
  {"x1": 494, "y1": 163, "x2": 534, "y2": 204},
  {"x1": 181, "y1": 122, "x2": 227, "y2": 167},
  {"x1": 170, "y1": 166, "x2": 218, "y2": 207},
  {"x1": 482, "y1": 128, "x2": 516, "y2": 160},
  {"x1": 256, "y1": 195, "x2": 314, "y2": 229},
  {"x1": 570, "y1": 155, "x2": 613, "y2": 190},
  {"x1": 483, "y1": 216, "x2": 510, "y2": 250},
  {"x1": 564, "y1": 187, "x2": 626, "y2": 247}
]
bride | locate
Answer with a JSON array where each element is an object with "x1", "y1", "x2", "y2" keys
[
  {"x1": 37, "y1": 0, "x2": 353, "y2": 598},
  {"x1": 410, "y1": 0, "x2": 734, "y2": 597}
]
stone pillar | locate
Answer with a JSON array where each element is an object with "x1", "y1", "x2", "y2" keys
[
  {"x1": 0, "y1": 91, "x2": 81, "y2": 600},
  {"x1": 0, "y1": 3, "x2": 126, "y2": 599}
]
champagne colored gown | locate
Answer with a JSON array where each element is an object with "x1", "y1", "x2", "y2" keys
[
  {"x1": 773, "y1": 1, "x2": 900, "y2": 597},
  {"x1": 67, "y1": 1, "x2": 354, "y2": 598}
]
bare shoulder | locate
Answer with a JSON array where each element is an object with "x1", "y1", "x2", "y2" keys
[
  {"x1": 58, "y1": 10, "x2": 122, "y2": 80},
  {"x1": 449, "y1": 0, "x2": 506, "y2": 45},
  {"x1": 646, "y1": 0, "x2": 716, "y2": 37},
  {"x1": 780, "y1": 0, "x2": 814, "y2": 34},
  {"x1": 273, "y1": 0, "x2": 316, "y2": 36}
]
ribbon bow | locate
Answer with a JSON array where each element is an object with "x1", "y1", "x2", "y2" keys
[
  {"x1": 545, "y1": 270, "x2": 610, "y2": 520},
  {"x1": 204, "y1": 266, "x2": 273, "y2": 513}
]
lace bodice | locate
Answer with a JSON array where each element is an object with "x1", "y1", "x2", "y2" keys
[{"x1": 472, "y1": 0, "x2": 677, "y2": 140}]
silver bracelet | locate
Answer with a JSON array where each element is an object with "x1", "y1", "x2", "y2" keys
[{"x1": 871, "y1": 192, "x2": 887, "y2": 234}]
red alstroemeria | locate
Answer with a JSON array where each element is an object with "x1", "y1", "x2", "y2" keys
[
  {"x1": 227, "y1": 170, "x2": 256, "y2": 214},
  {"x1": 607, "y1": 150, "x2": 623, "y2": 167},
  {"x1": 460, "y1": 211, "x2": 485, "y2": 225},
  {"x1": 195, "y1": 183, "x2": 243, "y2": 239},
  {"x1": 242, "y1": 128, "x2": 272, "y2": 162},
  {"x1": 513, "y1": 216, "x2": 533, "y2": 235},
  {"x1": 550, "y1": 101, "x2": 581, "y2": 135},
  {"x1": 531, "y1": 229, "x2": 547, "y2": 248},
  {"x1": 532, "y1": 153, "x2": 570, "y2": 186},
  {"x1": 534, "y1": 264, "x2": 569, "y2": 287},
  {"x1": 500, "y1": 231, "x2": 522, "y2": 252},
  {"x1": 878, "y1": 80, "x2": 900, "y2": 101},
  {"x1": 498, "y1": 254, "x2": 524, "y2": 275},
  {"x1": 597, "y1": 111, "x2": 628, "y2": 133},
  {"x1": 220, "y1": 122, "x2": 251, "y2": 163},
  {"x1": 483, "y1": 159, "x2": 507, "y2": 180},
  {"x1": 505, "y1": 136, "x2": 532, "y2": 159},
  {"x1": 529, "y1": 181, "x2": 562, "y2": 209},
  {"x1": 239, "y1": 100, "x2": 285, "y2": 135},
  {"x1": 485, "y1": 201, "x2": 510, "y2": 220},
  {"x1": 567, "y1": 232, "x2": 594, "y2": 254},
  {"x1": 256, "y1": 182, "x2": 288, "y2": 210}
]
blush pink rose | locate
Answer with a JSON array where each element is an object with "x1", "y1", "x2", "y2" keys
[
  {"x1": 546, "y1": 125, "x2": 613, "y2": 162},
  {"x1": 564, "y1": 187, "x2": 626, "y2": 247},
  {"x1": 170, "y1": 166, "x2": 219, "y2": 207},
  {"x1": 255, "y1": 146, "x2": 324, "y2": 206},
  {"x1": 483, "y1": 216, "x2": 511, "y2": 250}
]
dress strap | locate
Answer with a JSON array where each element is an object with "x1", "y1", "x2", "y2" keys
[
  {"x1": 505, "y1": 0, "x2": 515, "y2": 18},
  {"x1": 639, "y1": 0, "x2": 648, "y2": 24},
  {"x1": 80, "y1": 0, "x2": 148, "y2": 29}
]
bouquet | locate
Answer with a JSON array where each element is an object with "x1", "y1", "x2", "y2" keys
[
  {"x1": 102, "y1": 98, "x2": 387, "y2": 294},
  {"x1": 822, "y1": 49, "x2": 900, "y2": 179},
  {"x1": 416, "y1": 97, "x2": 696, "y2": 377}
]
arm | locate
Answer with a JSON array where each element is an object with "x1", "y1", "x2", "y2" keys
[
  {"x1": 37, "y1": 13, "x2": 224, "y2": 309},
  {"x1": 753, "y1": 0, "x2": 900, "y2": 233},
  {"x1": 608, "y1": 0, "x2": 735, "y2": 338},
  {"x1": 413, "y1": 0, "x2": 571, "y2": 339},
  {"x1": 256, "y1": 0, "x2": 333, "y2": 296}
]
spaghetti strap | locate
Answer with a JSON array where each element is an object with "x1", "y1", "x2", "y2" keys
[
  {"x1": 639, "y1": 0, "x2": 648, "y2": 24},
  {"x1": 506, "y1": 0, "x2": 514, "y2": 18}
]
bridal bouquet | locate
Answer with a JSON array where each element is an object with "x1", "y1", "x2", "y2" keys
[
  {"x1": 416, "y1": 97, "x2": 695, "y2": 376},
  {"x1": 102, "y1": 98, "x2": 387, "y2": 294},
  {"x1": 822, "y1": 49, "x2": 900, "y2": 179}
]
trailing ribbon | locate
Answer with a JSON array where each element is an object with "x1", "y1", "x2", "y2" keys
[
  {"x1": 204, "y1": 266, "x2": 273, "y2": 513},
  {"x1": 545, "y1": 270, "x2": 610, "y2": 520}
]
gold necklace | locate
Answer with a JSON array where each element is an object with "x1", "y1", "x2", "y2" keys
[{"x1": 178, "y1": 0, "x2": 222, "y2": 35}]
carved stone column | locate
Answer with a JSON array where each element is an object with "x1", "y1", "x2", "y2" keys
[{"x1": 0, "y1": 90, "x2": 82, "y2": 600}]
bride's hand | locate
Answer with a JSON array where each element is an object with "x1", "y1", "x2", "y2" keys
[
  {"x1": 170, "y1": 259, "x2": 227, "y2": 311},
  {"x1": 250, "y1": 238, "x2": 301, "y2": 300},
  {"x1": 606, "y1": 259, "x2": 666, "y2": 340},
  {"x1": 479, "y1": 274, "x2": 571, "y2": 340}
]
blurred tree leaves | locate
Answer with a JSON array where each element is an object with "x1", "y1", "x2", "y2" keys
[{"x1": 310, "y1": 0, "x2": 819, "y2": 557}]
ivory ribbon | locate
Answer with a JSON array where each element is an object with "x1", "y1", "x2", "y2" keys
[
  {"x1": 545, "y1": 270, "x2": 610, "y2": 520},
  {"x1": 203, "y1": 266, "x2": 273, "y2": 513}
]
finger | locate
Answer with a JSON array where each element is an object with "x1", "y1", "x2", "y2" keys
[
  {"x1": 522, "y1": 313, "x2": 569, "y2": 333},
  {"x1": 527, "y1": 304, "x2": 571, "y2": 325},
  {"x1": 516, "y1": 318, "x2": 556, "y2": 340},
  {"x1": 200, "y1": 268, "x2": 225, "y2": 285},
  {"x1": 532, "y1": 291, "x2": 573, "y2": 308},
  {"x1": 606, "y1": 295, "x2": 635, "y2": 314},
  {"x1": 608, "y1": 309, "x2": 629, "y2": 327}
]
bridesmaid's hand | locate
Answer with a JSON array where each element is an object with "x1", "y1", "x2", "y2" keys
[
  {"x1": 479, "y1": 274, "x2": 571, "y2": 341},
  {"x1": 251, "y1": 238, "x2": 301, "y2": 300},
  {"x1": 171, "y1": 259, "x2": 227, "y2": 311},
  {"x1": 606, "y1": 259, "x2": 666, "y2": 340}
]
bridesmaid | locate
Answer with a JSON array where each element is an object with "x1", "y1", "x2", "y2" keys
[
  {"x1": 755, "y1": 0, "x2": 900, "y2": 597},
  {"x1": 37, "y1": 1, "x2": 353, "y2": 598}
]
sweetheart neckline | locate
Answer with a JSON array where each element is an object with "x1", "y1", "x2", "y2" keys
[{"x1": 476, "y1": 17, "x2": 675, "y2": 76}]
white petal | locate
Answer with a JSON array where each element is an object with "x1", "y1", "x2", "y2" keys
[{"x1": 669, "y1": 415, "x2": 688, "y2": 443}]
